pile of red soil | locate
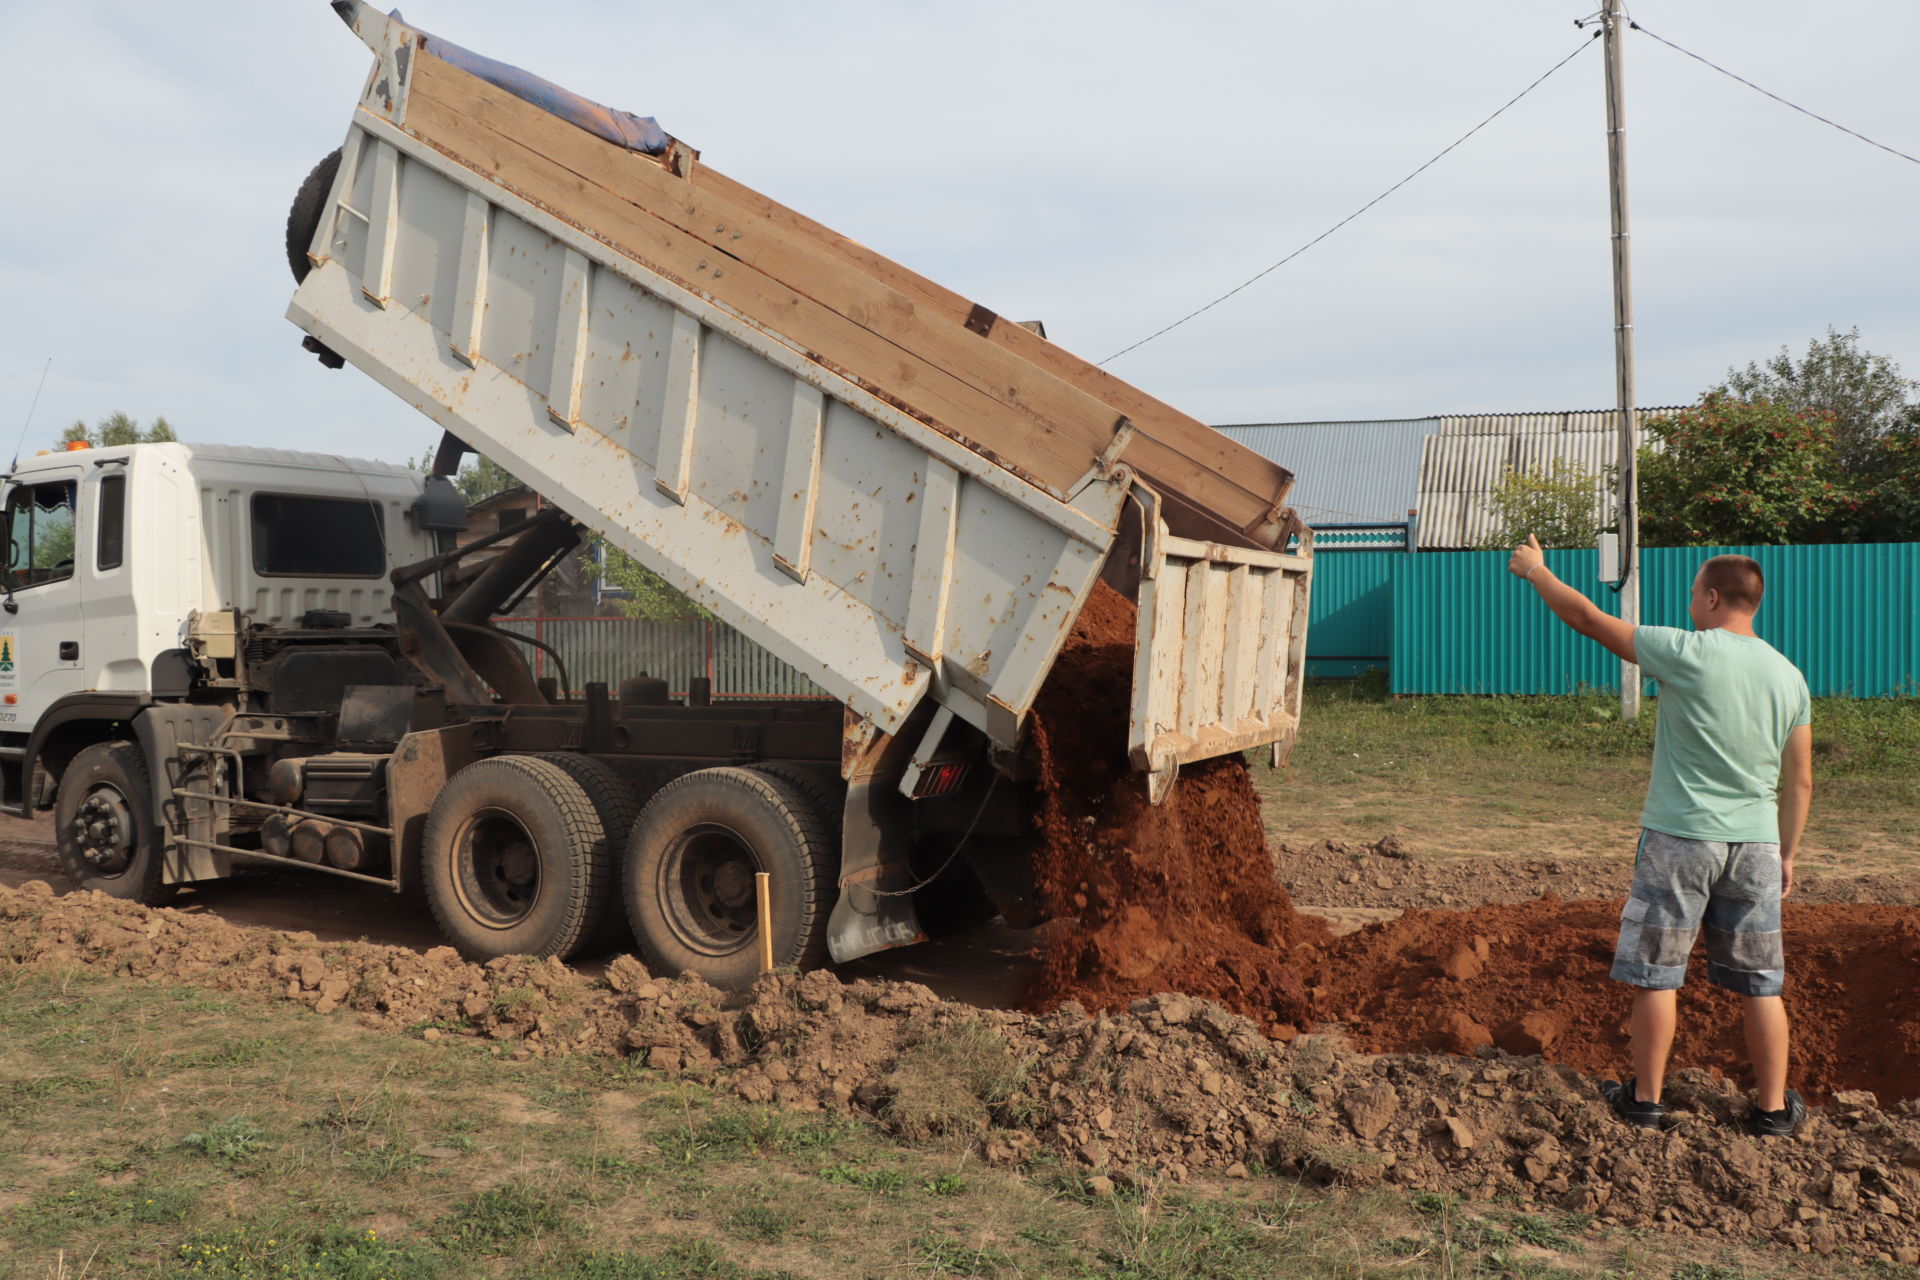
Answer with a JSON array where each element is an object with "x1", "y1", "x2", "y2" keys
[
  {"x1": 1028, "y1": 583, "x2": 1328, "y2": 1030},
  {"x1": 1030, "y1": 585, "x2": 1920, "y2": 1104}
]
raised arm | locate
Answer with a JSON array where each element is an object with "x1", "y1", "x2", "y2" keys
[
  {"x1": 1777, "y1": 723, "x2": 1813, "y2": 898},
  {"x1": 1507, "y1": 535, "x2": 1637, "y2": 663}
]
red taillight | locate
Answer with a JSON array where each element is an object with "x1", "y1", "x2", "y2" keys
[{"x1": 913, "y1": 761, "x2": 968, "y2": 798}]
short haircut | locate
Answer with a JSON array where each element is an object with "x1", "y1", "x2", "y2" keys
[{"x1": 1699, "y1": 555, "x2": 1764, "y2": 611}]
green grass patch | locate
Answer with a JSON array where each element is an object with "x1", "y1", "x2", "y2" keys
[
  {"x1": 0, "y1": 963, "x2": 1868, "y2": 1280},
  {"x1": 1264, "y1": 684, "x2": 1920, "y2": 865}
]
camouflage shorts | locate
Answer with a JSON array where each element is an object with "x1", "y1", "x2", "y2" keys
[{"x1": 1611, "y1": 829, "x2": 1785, "y2": 997}]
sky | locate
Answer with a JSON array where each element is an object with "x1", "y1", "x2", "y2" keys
[{"x1": 0, "y1": 1, "x2": 1915, "y2": 468}]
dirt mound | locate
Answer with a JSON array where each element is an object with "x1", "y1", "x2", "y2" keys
[
  {"x1": 1025, "y1": 584, "x2": 1920, "y2": 1111},
  {"x1": 1027, "y1": 583, "x2": 1326, "y2": 1029},
  {"x1": 5, "y1": 880, "x2": 1920, "y2": 1257}
]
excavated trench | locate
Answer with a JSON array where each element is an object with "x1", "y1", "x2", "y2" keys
[{"x1": 1027, "y1": 583, "x2": 1920, "y2": 1106}]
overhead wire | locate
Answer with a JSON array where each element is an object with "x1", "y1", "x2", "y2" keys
[
  {"x1": 1097, "y1": 37, "x2": 1599, "y2": 366},
  {"x1": 1629, "y1": 22, "x2": 1920, "y2": 169}
]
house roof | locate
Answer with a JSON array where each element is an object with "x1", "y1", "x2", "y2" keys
[
  {"x1": 1217, "y1": 408, "x2": 1685, "y2": 548},
  {"x1": 1214, "y1": 419, "x2": 1434, "y2": 525}
]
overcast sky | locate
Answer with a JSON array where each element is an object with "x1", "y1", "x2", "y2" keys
[{"x1": 1, "y1": 1, "x2": 1914, "y2": 467}]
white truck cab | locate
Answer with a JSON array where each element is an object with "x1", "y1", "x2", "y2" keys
[{"x1": 0, "y1": 442, "x2": 435, "y2": 814}]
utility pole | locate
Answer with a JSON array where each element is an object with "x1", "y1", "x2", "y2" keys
[{"x1": 1602, "y1": 0, "x2": 1641, "y2": 721}]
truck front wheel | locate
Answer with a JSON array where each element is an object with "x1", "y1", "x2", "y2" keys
[
  {"x1": 420, "y1": 755, "x2": 616, "y2": 962},
  {"x1": 55, "y1": 742, "x2": 177, "y2": 907},
  {"x1": 623, "y1": 766, "x2": 836, "y2": 991}
]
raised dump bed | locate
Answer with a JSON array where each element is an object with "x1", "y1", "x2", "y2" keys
[{"x1": 288, "y1": 0, "x2": 1312, "y2": 805}]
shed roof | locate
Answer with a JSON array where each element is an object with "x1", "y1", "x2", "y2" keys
[
  {"x1": 1414, "y1": 407, "x2": 1682, "y2": 549},
  {"x1": 1216, "y1": 407, "x2": 1686, "y2": 547},
  {"x1": 1213, "y1": 419, "x2": 1434, "y2": 525}
]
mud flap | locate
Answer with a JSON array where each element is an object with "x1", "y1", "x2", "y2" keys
[
  {"x1": 825, "y1": 773, "x2": 927, "y2": 963},
  {"x1": 132, "y1": 705, "x2": 232, "y2": 885}
]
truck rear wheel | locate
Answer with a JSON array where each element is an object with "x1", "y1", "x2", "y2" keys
[
  {"x1": 533, "y1": 753, "x2": 641, "y2": 957},
  {"x1": 623, "y1": 766, "x2": 836, "y2": 991},
  {"x1": 421, "y1": 755, "x2": 614, "y2": 962},
  {"x1": 55, "y1": 742, "x2": 176, "y2": 907}
]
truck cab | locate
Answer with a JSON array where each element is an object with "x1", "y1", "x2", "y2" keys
[{"x1": 0, "y1": 441, "x2": 438, "y2": 817}]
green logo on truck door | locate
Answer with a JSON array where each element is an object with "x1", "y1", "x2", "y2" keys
[{"x1": 0, "y1": 637, "x2": 12, "y2": 673}]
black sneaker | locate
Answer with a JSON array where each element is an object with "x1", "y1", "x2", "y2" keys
[
  {"x1": 1599, "y1": 1077, "x2": 1666, "y2": 1130},
  {"x1": 1748, "y1": 1090, "x2": 1807, "y2": 1139}
]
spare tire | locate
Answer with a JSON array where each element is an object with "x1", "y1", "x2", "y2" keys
[
  {"x1": 623, "y1": 766, "x2": 837, "y2": 991},
  {"x1": 285, "y1": 148, "x2": 343, "y2": 284}
]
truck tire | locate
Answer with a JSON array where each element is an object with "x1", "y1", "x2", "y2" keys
[
  {"x1": 286, "y1": 148, "x2": 343, "y2": 284},
  {"x1": 623, "y1": 766, "x2": 837, "y2": 991},
  {"x1": 420, "y1": 755, "x2": 613, "y2": 962},
  {"x1": 532, "y1": 753, "x2": 641, "y2": 957},
  {"x1": 55, "y1": 742, "x2": 177, "y2": 907}
]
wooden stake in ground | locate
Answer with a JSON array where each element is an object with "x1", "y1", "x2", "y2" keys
[{"x1": 755, "y1": 872, "x2": 774, "y2": 974}]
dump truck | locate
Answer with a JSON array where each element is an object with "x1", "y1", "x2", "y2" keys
[{"x1": 0, "y1": 0, "x2": 1312, "y2": 988}]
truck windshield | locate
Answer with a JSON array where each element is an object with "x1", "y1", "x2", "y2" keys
[
  {"x1": 3, "y1": 481, "x2": 78, "y2": 589},
  {"x1": 251, "y1": 494, "x2": 386, "y2": 577}
]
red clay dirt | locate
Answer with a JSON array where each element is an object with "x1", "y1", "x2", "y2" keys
[
  {"x1": 1028, "y1": 582, "x2": 1327, "y2": 1031},
  {"x1": 1030, "y1": 584, "x2": 1920, "y2": 1105}
]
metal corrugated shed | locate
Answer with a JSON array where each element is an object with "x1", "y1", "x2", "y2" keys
[
  {"x1": 1214, "y1": 419, "x2": 1435, "y2": 525},
  {"x1": 1415, "y1": 407, "x2": 1683, "y2": 550}
]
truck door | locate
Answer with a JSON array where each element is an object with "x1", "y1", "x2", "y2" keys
[
  {"x1": 0, "y1": 469, "x2": 87, "y2": 730},
  {"x1": 78, "y1": 463, "x2": 140, "y2": 693}
]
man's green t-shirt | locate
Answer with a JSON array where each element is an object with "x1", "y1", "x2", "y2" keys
[{"x1": 1634, "y1": 626, "x2": 1811, "y2": 843}]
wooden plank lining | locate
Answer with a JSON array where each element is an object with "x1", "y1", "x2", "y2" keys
[
  {"x1": 405, "y1": 57, "x2": 1089, "y2": 493},
  {"x1": 688, "y1": 166, "x2": 1298, "y2": 525},
  {"x1": 403, "y1": 54, "x2": 1294, "y2": 539}
]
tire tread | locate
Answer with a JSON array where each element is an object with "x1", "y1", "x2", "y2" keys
[
  {"x1": 625, "y1": 766, "x2": 840, "y2": 985},
  {"x1": 421, "y1": 754, "x2": 610, "y2": 961},
  {"x1": 533, "y1": 753, "x2": 641, "y2": 956},
  {"x1": 55, "y1": 741, "x2": 176, "y2": 907}
]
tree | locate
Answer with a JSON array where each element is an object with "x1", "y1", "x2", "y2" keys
[
  {"x1": 454, "y1": 455, "x2": 520, "y2": 505},
  {"x1": 586, "y1": 540, "x2": 707, "y2": 622},
  {"x1": 407, "y1": 449, "x2": 522, "y2": 505},
  {"x1": 1717, "y1": 327, "x2": 1918, "y2": 474},
  {"x1": 61, "y1": 412, "x2": 175, "y2": 448},
  {"x1": 1475, "y1": 461, "x2": 1604, "y2": 550},
  {"x1": 1841, "y1": 430, "x2": 1920, "y2": 542},
  {"x1": 1637, "y1": 395, "x2": 1842, "y2": 547}
]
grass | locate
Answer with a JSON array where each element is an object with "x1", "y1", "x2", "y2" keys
[
  {"x1": 1259, "y1": 680, "x2": 1920, "y2": 868},
  {"x1": 881, "y1": 1018, "x2": 1033, "y2": 1140},
  {"x1": 0, "y1": 964, "x2": 1907, "y2": 1280}
]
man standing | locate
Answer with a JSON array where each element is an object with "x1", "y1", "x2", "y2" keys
[{"x1": 1508, "y1": 538, "x2": 1813, "y2": 1137}]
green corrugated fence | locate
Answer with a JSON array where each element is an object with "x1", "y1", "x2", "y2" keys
[
  {"x1": 1303, "y1": 552, "x2": 1400, "y2": 678},
  {"x1": 1304, "y1": 543, "x2": 1920, "y2": 696}
]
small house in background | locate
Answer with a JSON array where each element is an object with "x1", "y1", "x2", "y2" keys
[
  {"x1": 459, "y1": 485, "x2": 603, "y2": 617},
  {"x1": 1218, "y1": 407, "x2": 1681, "y2": 551}
]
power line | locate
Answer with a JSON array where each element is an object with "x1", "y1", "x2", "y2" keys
[
  {"x1": 1099, "y1": 38, "x2": 1598, "y2": 366},
  {"x1": 1631, "y1": 22, "x2": 1920, "y2": 168}
]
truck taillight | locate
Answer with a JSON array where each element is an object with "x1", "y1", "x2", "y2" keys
[{"x1": 912, "y1": 761, "x2": 968, "y2": 799}]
